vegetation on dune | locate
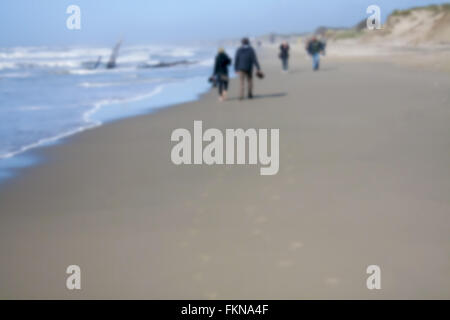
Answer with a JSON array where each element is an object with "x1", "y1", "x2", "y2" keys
[
  {"x1": 391, "y1": 3, "x2": 450, "y2": 17},
  {"x1": 259, "y1": 3, "x2": 449, "y2": 43},
  {"x1": 391, "y1": 9, "x2": 413, "y2": 17},
  {"x1": 331, "y1": 29, "x2": 363, "y2": 40}
]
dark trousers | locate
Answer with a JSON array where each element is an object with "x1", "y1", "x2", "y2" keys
[
  {"x1": 281, "y1": 57, "x2": 288, "y2": 71},
  {"x1": 239, "y1": 71, "x2": 253, "y2": 99},
  {"x1": 217, "y1": 77, "x2": 228, "y2": 95}
]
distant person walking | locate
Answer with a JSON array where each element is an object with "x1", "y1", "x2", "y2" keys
[
  {"x1": 234, "y1": 38, "x2": 262, "y2": 100},
  {"x1": 306, "y1": 36, "x2": 325, "y2": 71},
  {"x1": 279, "y1": 42, "x2": 290, "y2": 72},
  {"x1": 213, "y1": 48, "x2": 231, "y2": 102}
]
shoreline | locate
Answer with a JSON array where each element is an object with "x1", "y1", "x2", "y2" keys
[
  {"x1": 0, "y1": 75, "x2": 213, "y2": 186},
  {"x1": 1, "y1": 47, "x2": 450, "y2": 299},
  {"x1": 2, "y1": 43, "x2": 448, "y2": 186}
]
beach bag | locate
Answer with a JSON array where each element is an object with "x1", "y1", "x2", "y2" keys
[{"x1": 208, "y1": 75, "x2": 217, "y2": 87}]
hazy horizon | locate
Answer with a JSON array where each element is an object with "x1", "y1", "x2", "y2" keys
[{"x1": 1, "y1": 0, "x2": 449, "y2": 47}]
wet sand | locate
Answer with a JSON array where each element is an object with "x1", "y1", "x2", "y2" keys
[{"x1": 1, "y1": 48, "x2": 449, "y2": 299}]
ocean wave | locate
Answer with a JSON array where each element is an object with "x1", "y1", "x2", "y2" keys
[
  {"x1": 83, "y1": 85, "x2": 165, "y2": 122},
  {"x1": 0, "y1": 47, "x2": 110, "y2": 60},
  {"x1": 118, "y1": 51, "x2": 151, "y2": 63},
  {"x1": 0, "y1": 62, "x2": 18, "y2": 70},
  {"x1": 168, "y1": 48, "x2": 195, "y2": 57},
  {"x1": 0, "y1": 60, "x2": 82, "y2": 70},
  {"x1": 0, "y1": 45, "x2": 198, "y2": 71},
  {"x1": 0, "y1": 44, "x2": 210, "y2": 165},
  {"x1": 0, "y1": 71, "x2": 32, "y2": 78},
  {"x1": 17, "y1": 106, "x2": 52, "y2": 111},
  {"x1": 0, "y1": 125, "x2": 94, "y2": 160},
  {"x1": 78, "y1": 78, "x2": 167, "y2": 88},
  {"x1": 197, "y1": 58, "x2": 214, "y2": 67},
  {"x1": 67, "y1": 67, "x2": 137, "y2": 75},
  {"x1": 0, "y1": 86, "x2": 165, "y2": 160},
  {"x1": 78, "y1": 81, "x2": 124, "y2": 88}
]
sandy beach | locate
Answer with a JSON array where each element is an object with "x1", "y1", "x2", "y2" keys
[{"x1": 1, "y1": 47, "x2": 449, "y2": 299}]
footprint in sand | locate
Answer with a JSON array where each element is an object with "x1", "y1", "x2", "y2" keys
[
  {"x1": 216, "y1": 172, "x2": 225, "y2": 181},
  {"x1": 192, "y1": 272, "x2": 203, "y2": 281},
  {"x1": 188, "y1": 228, "x2": 199, "y2": 236},
  {"x1": 252, "y1": 228, "x2": 263, "y2": 236},
  {"x1": 325, "y1": 277, "x2": 340, "y2": 286},
  {"x1": 285, "y1": 165, "x2": 294, "y2": 173},
  {"x1": 199, "y1": 254, "x2": 211, "y2": 263},
  {"x1": 179, "y1": 241, "x2": 189, "y2": 248},
  {"x1": 286, "y1": 177, "x2": 296, "y2": 185},
  {"x1": 271, "y1": 194, "x2": 281, "y2": 201},
  {"x1": 205, "y1": 292, "x2": 219, "y2": 299},
  {"x1": 245, "y1": 205, "x2": 256, "y2": 216},
  {"x1": 289, "y1": 241, "x2": 304, "y2": 251},
  {"x1": 254, "y1": 216, "x2": 268, "y2": 224},
  {"x1": 277, "y1": 260, "x2": 294, "y2": 268}
]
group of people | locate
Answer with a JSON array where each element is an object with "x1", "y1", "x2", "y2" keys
[
  {"x1": 278, "y1": 37, "x2": 326, "y2": 72},
  {"x1": 211, "y1": 36, "x2": 326, "y2": 101}
]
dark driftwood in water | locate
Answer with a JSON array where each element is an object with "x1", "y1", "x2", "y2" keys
[
  {"x1": 106, "y1": 40, "x2": 123, "y2": 69},
  {"x1": 137, "y1": 60, "x2": 197, "y2": 69},
  {"x1": 82, "y1": 56, "x2": 102, "y2": 70}
]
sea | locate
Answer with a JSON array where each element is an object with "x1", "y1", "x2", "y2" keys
[{"x1": 0, "y1": 44, "x2": 228, "y2": 183}]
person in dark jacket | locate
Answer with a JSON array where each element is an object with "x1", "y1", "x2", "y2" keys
[
  {"x1": 234, "y1": 38, "x2": 261, "y2": 100},
  {"x1": 213, "y1": 48, "x2": 231, "y2": 101},
  {"x1": 306, "y1": 36, "x2": 325, "y2": 71},
  {"x1": 279, "y1": 42, "x2": 289, "y2": 72}
]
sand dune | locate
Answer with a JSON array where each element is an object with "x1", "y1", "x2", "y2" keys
[
  {"x1": 321, "y1": 4, "x2": 450, "y2": 46},
  {"x1": 314, "y1": 5, "x2": 450, "y2": 73},
  {"x1": 364, "y1": 5, "x2": 450, "y2": 46}
]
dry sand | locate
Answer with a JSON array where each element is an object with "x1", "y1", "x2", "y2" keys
[
  {"x1": 325, "y1": 42, "x2": 450, "y2": 73},
  {"x1": 0, "y1": 48, "x2": 449, "y2": 299}
]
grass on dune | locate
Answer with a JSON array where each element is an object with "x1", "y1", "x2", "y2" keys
[{"x1": 391, "y1": 3, "x2": 450, "y2": 17}]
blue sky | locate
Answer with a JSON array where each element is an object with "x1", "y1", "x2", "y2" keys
[{"x1": 0, "y1": 0, "x2": 448, "y2": 46}]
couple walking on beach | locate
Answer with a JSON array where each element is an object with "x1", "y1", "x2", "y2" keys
[{"x1": 212, "y1": 38, "x2": 263, "y2": 102}]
